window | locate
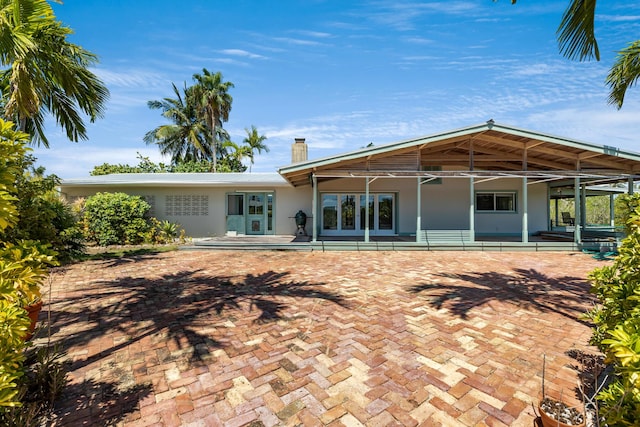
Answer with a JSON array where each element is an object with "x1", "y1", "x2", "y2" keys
[
  {"x1": 227, "y1": 194, "x2": 244, "y2": 215},
  {"x1": 267, "y1": 194, "x2": 273, "y2": 231},
  {"x1": 248, "y1": 194, "x2": 264, "y2": 215},
  {"x1": 422, "y1": 165, "x2": 442, "y2": 184},
  {"x1": 476, "y1": 192, "x2": 516, "y2": 212}
]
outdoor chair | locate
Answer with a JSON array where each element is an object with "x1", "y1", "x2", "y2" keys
[{"x1": 561, "y1": 212, "x2": 575, "y2": 226}]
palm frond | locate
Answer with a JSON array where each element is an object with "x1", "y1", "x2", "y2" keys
[
  {"x1": 606, "y1": 40, "x2": 640, "y2": 109},
  {"x1": 557, "y1": 0, "x2": 599, "y2": 61}
]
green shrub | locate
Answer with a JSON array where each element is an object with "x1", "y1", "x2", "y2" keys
[
  {"x1": 0, "y1": 161, "x2": 84, "y2": 262},
  {"x1": 588, "y1": 203, "x2": 640, "y2": 424},
  {"x1": 83, "y1": 192, "x2": 152, "y2": 246},
  {"x1": 614, "y1": 193, "x2": 640, "y2": 233}
]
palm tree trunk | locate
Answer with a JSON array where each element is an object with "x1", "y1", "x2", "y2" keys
[{"x1": 211, "y1": 110, "x2": 217, "y2": 173}]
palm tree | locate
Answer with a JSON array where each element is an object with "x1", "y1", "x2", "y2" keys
[
  {"x1": 242, "y1": 125, "x2": 269, "y2": 172},
  {"x1": 191, "y1": 69, "x2": 234, "y2": 172},
  {"x1": 144, "y1": 83, "x2": 211, "y2": 163},
  {"x1": 0, "y1": 0, "x2": 109, "y2": 146},
  {"x1": 556, "y1": 0, "x2": 639, "y2": 108},
  {"x1": 221, "y1": 140, "x2": 250, "y2": 171}
]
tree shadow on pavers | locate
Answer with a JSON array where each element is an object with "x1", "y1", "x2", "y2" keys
[
  {"x1": 52, "y1": 378, "x2": 152, "y2": 426},
  {"x1": 49, "y1": 269, "x2": 347, "y2": 372},
  {"x1": 408, "y1": 268, "x2": 594, "y2": 323},
  {"x1": 78, "y1": 248, "x2": 172, "y2": 268}
]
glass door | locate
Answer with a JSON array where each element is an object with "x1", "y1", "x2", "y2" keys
[
  {"x1": 226, "y1": 194, "x2": 245, "y2": 234},
  {"x1": 246, "y1": 193, "x2": 265, "y2": 234},
  {"x1": 322, "y1": 192, "x2": 395, "y2": 235},
  {"x1": 378, "y1": 194, "x2": 394, "y2": 232}
]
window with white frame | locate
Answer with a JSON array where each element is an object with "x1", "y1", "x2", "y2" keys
[{"x1": 476, "y1": 192, "x2": 516, "y2": 212}]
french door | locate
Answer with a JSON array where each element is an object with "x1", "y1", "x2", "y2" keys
[
  {"x1": 226, "y1": 192, "x2": 274, "y2": 235},
  {"x1": 321, "y1": 193, "x2": 395, "y2": 235}
]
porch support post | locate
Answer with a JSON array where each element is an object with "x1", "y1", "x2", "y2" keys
[
  {"x1": 522, "y1": 177, "x2": 529, "y2": 243},
  {"x1": 416, "y1": 177, "x2": 421, "y2": 242},
  {"x1": 574, "y1": 176, "x2": 581, "y2": 244},
  {"x1": 365, "y1": 177, "x2": 370, "y2": 243},
  {"x1": 312, "y1": 174, "x2": 318, "y2": 242},
  {"x1": 610, "y1": 193, "x2": 615, "y2": 228},
  {"x1": 629, "y1": 176, "x2": 635, "y2": 195},
  {"x1": 554, "y1": 199, "x2": 559, "y2": 229},
  {"x1": 469, "y1": 177, "x2": 475, "y2": 242},
  {"x1": 581, "y1": 184, "x2": 587, "y2": 229}
]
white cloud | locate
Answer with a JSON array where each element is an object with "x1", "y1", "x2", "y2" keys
[
  {"x1": 220, "y1": 49, "x2": 267, "y2": 59},
  {"x1": 95, "y1": 68, "x2": 167, "y2": 89},
  {"x1": 272, "y1": 37, "x2": 326, "y2": 47}
]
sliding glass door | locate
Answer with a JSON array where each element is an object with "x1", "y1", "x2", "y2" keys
[{"x1": 322, "y1": 193, "x2": 395, "y2": 235}]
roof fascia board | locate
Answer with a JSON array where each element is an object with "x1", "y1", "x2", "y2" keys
[{"x1": 278, "y1": 123, "x2": 489, "y2": 174}]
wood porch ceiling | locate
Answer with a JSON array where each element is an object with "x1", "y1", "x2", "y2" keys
[{"x1": 280, "y1": 127, "x2": 640, "y2": 187}]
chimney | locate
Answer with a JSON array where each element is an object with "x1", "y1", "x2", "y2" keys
[{"x1": 291, "y1": 138, "x2": 308, "y2": 163}]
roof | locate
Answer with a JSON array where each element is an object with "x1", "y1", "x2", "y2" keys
[
  {"x1": 61, "y1": 172, "x2": 290, "y2": 188},
  {"x1": 278, "y1": 121, "x2": 640, "y2": 187}
]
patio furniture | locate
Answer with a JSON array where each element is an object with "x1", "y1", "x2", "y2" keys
[{"x1": 561, "y1": 212, "x2": 575, "y2": 226}]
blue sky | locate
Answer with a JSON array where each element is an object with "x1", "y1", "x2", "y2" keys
[{"x1": 32, "y1": 1, "x2": 640, "y2": 178}]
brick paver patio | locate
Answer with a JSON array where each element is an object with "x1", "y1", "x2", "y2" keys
[{"x1": 39, "y1": 250, "x2": 607, "y2": 426}]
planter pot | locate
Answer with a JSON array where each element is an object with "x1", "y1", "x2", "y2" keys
[
  {"x1": 24, "y1": 300, "x2": 43, "y2": 341},
  {"x1": 539, "y1": 399, "x2": 585, "y2": 427}
]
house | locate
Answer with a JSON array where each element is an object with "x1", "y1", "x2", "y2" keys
[{"x1": 60, "y1": 121, "x2": 640, "y2": 250}]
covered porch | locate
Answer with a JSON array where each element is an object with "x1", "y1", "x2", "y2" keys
[
  {"x1": 279, "y1": 122, "x2": 640, "y2": 251},
  {"x1": 305, "y1": 169, "x2": 631, "y2": 251}
]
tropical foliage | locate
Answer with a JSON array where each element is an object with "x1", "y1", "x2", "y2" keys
[
  {"x1": 243, "y1": 125, "x2": 269, "y2": 173},
  {"x1": 549, "y1": 193, "x2": 640, "y2": 228},
  {"x1": 144, "y1": 83, "x2": 210, "y2": 164},
  {"x1": 0, "y1": 158, "x2": 83, "y2": 262},
  {"x1": 588, "y1": 201, "x2": 640, "y2": 424},
  {"x1": 191, "y1": 69, "x2": 234, "y2": 172},
  {"x1": 0, "y1": 119, "x2": 58, "y2": 411},
  {"x1": 91, "y1": 153, "x2": 247, "y2": 175},
  {"x1": 0, "y1": 0, "x2": 109, "y2": 146},
  {"x1": 507, "y1": 0, "x2": 639, "y2": 108},
  {"x1": 144, "y1": 69, "x2": 267, "y2": 173}
]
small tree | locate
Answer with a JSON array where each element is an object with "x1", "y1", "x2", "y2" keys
[{"x1": 83, "y1": 192, "x2": 151, "y2": 246}]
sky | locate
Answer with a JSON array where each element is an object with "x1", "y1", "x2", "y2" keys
[{"x1": 32, "y1": 1, "x2": 640, "y2": 178}]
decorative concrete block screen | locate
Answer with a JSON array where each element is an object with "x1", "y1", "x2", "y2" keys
[{"x1": 165, "y1": 195, "x2": 209, "y2": 216}]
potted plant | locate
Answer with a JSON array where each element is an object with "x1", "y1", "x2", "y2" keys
[
  {"x1": 538, "y1": 354, "x2": 585, "y2": 427},
  {"x1": 0, "y1": 240, "x2": 58, "y2": 339}
]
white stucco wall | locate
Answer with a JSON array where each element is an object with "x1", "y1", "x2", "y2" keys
[
  {"x1": 473, "y1": 179, "x2": 548, "y2": 235},
  {"x1": 317, "y1": 176, "x2": 550, "y2": 236},
  {"x1": 62, "y1": 175, "x2": 550, "y2": 239},
  {"x1": 61, "y1": 184, "x2": 311, "y2": 238},
  {"x1": 274, "y1": 186, "x2": 313, "y2": 235}
]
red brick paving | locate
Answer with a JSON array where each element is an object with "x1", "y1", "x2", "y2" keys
[{"x1": 40, "y1": 250, "x2": 606, "y2": 426}]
